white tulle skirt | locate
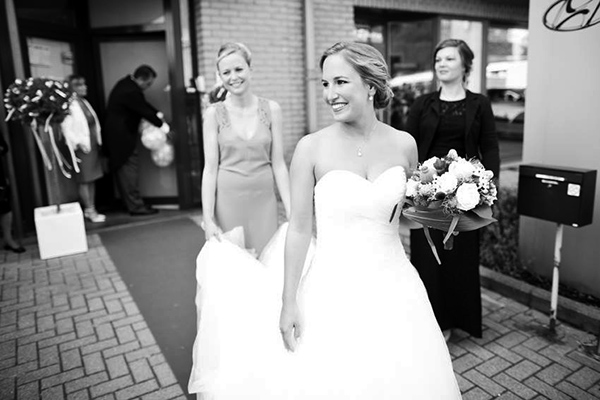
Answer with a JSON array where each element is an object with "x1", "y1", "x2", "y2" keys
[{"x1": 188, "y1": 223, "x2": 461, "y2": 399}]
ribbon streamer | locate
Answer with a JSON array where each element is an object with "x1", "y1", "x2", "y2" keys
[
  {"x1": 4, "y1": 109, "x2": 15, "y2": 122},
  {"x1": 442, "y1": 215, "x2": 460, "y2": 250},
  {"x1": 423, "y1": 227, "x2": 442, "y2": 265},
  {"x1": 45, "y1": 114, "x2": 72, "y2": 178},
  {"x1": 29, "y1": 120, "x2": 53, "y2": 171}
]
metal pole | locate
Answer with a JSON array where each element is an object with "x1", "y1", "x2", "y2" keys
[{"x1": 549, "y1": 223, "x2": 563, "y2": 333}]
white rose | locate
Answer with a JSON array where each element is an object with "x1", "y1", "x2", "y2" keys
[
  {"x1": 449, "y1": 159, "x2": 475, "y2": 180},
  {"x1": 456, "y1": 183, "x2": 481, "y2": 211},
  {"x1": 405, "y1": 179, "x2": 419, "y2": 198},
  {"x1": 422, "y1": 157, "x2": 439, "y2": 171},
  {"x1": 435, "y1": 172, "x2": 458, "y2": 194}
]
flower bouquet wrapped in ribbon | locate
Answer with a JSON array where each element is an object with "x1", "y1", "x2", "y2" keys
[
  {"x1": 402, "y1": 149, "x2": 498, "y2": 264},
  {"x1": 4, "y1": 77, "x2": 76, "y2": 178}
]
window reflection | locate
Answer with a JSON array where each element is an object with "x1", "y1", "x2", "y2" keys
[{"x1": 487, "y1": 27, "x2": 528, "y2": 140}]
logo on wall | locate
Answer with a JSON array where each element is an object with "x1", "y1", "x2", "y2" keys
[{"x1": 543, "y1": 0, "x2": 600, "y2": 31}]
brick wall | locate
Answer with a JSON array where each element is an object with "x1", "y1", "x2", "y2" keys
[
  {"x1": 193, "y1": 0, "x2": 528, "y2": 157},
  {"x1": 194, "y1": 0, "x2": 306, "y2": 161}
]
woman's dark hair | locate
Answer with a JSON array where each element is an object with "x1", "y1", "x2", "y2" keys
[
  {"x1": 319, "y1": 41, "x2": 393, "y2": 109},
  {"x1": 433, "y1": 39, "x2": 474, "y2": 82},
  {"x1": 133, "y1": 65, "x2": 157, "y2": 80}
]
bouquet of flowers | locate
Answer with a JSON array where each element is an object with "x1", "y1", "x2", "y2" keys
[
  {"x1": 3, "y1": 77, "x2": 76, "y2": 178},
  {"x1": 403, "y1": 149, "x2": 497, "y2": 264}
]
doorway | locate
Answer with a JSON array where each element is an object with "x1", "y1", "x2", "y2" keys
[{"x1": 97, "y1": 35, "x2": 178, "y2": 205}]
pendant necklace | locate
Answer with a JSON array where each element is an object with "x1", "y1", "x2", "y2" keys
[{"x1": 357, "y1": 120, "x2": 378, "y2": 157}]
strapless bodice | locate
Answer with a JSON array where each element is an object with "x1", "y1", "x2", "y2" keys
[{"x1": 313, "y1": 166, "x2": 406, "y2": 260}]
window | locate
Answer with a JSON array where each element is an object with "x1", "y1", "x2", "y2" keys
[{"x1": 486, "y1": 27, "x2": 528, "y2": 139}]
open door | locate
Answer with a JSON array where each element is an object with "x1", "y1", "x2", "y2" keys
[{"x1": 98, "y1": 35, "x2": 178, "y2": 204}]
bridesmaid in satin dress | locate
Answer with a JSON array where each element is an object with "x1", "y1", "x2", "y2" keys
[{"x1": 201, "y1": 42, "x2": 291, "y2": 254}]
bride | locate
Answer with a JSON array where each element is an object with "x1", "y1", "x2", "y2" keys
[{"x1": 189, "y1": 41, "x2": 462, "y2": 399}]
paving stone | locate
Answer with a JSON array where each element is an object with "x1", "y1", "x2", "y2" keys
[
  {"x1": 555, "y1": 380, "x2": 600, "y2": 400},
  {"x1": 40, "y1": 384, "x2": 65, "y2": 400},
  {"x1": 41, "y1": 367, "x2": 85, "y2": 389},
  {"x1": 81, "y1": 338, "x2": 118, "y2": 356},
  {"x1": 17, "y1": 380, "x2": 39, "y2": 400},
  {"x1": 511, "y1": 344, "x2": 552, "y2": 367},
  {"x1": 568, "y1": 350, "x2": 600, "y2": 373},
  {"x1": 458, "y1": 339, "x2": 495, "y2": 361},
  {"x1": 496, "y1": 331, "x2": 529, "y2": 349},
  {"x1": 476, "y1": 356, "x2": 512, "y2": 377},
  {"x1": 534, "y1": 362, "x2": 572, "y2": 385},
  {"x1": 140, "y1": 384, "x2": 186, "y2": 400},
  {"x1": 135, "y1": 329, "x2": 156, "y2": 348},
  {"x1": 102, "y1": 341, "x2": 140, "y2": 359},
  {"x1": 540, "y1": 345, "x2": 583, "y2": 371},
  {"x1": 65, "y1": 371, "x2": 109, "y2": 394},
  {"x1": 523, "y1": 376, "x2": 573, "y2": 400},
  {"x1": 566, "y1": 366, "x2": 600, "y2": 390},
  {"x1": 89, "y1": 375, "x2": 133, "y2": 398},
  {"x1": 115, "y1": 380, "x2": 159, "y2": 400},
  {"x1": 463, "y1": 369, "x2": 506, "y2": 397},
  {"x1": 129, "y1": 358, "x2": 153, "y2": 383},
  {"x1": 505, "y1": 360, "x2": 542, "y2": 381},
  {"x1": 83, "y1": 352, "x2": 105, "y2": 375},
  {"x1": 124, "y1": 344, "x2": 161, "y2": 363},
  {"x1": 66, "y1": 388, "x2": 90, "y2": 400},
  {"x1": 61, "y1": 348, "x2": 83, "y2": 371},
  {"x1": 106, "y1": 355, "x2": 129, "y2": 379},
  {"x1": 96, "y1": 324, "x2": 116, "y2": 341},
  {"x1": 17, "y1": 342, "x2": 37, "y2": 364},
  {"x1": 152, "y1": 362, "x2": 177, "y2": 387},
  {"x1": 59, "y1": 335, "x2": 97, "y2": 352},
  {"x1": 0, "y1": 340, "x2": 16, "y2": 360},
  {"x1": 462, "y1": 386, "x2": 494, "y2": 400},
  {"x1": 0, "y1": 377, "x2": 15, "y2": 399}
]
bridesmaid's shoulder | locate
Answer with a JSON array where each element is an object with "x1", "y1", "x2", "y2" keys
[{"x1": 260, "y1": 97, "x2": 282, "y2": 114}]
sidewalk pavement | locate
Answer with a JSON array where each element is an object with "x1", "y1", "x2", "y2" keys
[{"x1": 2, "y1": 216, "x2": 600, "y2": 399}]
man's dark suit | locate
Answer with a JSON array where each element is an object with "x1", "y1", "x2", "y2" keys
[{"x1": 103, "y1": 76, "x2": 163, "y2": 213}]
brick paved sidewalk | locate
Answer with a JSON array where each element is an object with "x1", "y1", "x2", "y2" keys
[
  {"x1": 2, "y1": 224, "x2": 600, "y2": 399},
  {"x1": 0, "y1": 235, "x2": 187, "y2": 400}
]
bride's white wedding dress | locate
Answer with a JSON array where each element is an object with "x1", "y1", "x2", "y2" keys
[{"x1": 189, "y1": 166, "x2": 462, "y2": 399}]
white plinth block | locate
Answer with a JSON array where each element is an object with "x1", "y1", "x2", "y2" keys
[{"x1": 34, "y1": 202, "x2": 88, "y2": 260}]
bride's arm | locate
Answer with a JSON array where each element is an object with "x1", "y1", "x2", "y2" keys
[{"x1": 280, "y1": 135, "x2": 315, "y2": 352}]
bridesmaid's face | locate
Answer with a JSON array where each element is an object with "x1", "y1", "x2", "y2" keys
[
  {"x1": 321, "y1": 53, "x2": 373, "y2": 123},
  {"x1": 218, "y1": 52, "x2": 252, "y2": 95},
  {"x1": 434, "y1": 46, "x2": 465, "y2": 84}
]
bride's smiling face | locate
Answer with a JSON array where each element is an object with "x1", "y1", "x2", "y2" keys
[{"x1": 321, "y1": 53, "x2": 373, "y2": 123}]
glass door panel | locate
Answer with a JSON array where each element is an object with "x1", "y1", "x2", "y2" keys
[{"x1": 440, "y1": 19, "x2": 483, "y2": 93}]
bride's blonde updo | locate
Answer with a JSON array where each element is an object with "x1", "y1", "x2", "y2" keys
[{"x1": 319, "y1": 42, "x2": 394, "y2": 110}]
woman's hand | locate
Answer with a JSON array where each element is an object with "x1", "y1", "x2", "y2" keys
[
  {"x1": 279, "y1": 300, "x2": 303, "y2": 352},
  {"x1": 202, "y1": 220, "x2": 223, "y2": 242}
]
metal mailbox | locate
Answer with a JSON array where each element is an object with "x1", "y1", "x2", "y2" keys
[{"x1": 518, "y1": 164, "x2": 596, "y2": 227}]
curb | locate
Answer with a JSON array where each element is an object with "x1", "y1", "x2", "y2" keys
[{"x1": 480, "y1": 266, "x2": 600, "y2": 335}]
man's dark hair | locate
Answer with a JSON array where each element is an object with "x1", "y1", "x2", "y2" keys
[
  {"x1": 133, "y1": 65, "x2": 157, "y2": 80},
  {"x1": 66, "y1": 74, "x2": 84, "y2": 84}
]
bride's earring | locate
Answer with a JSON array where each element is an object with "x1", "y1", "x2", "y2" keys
[{"x1": 368, "y1": 94, "x2": 374, "y2": 101}]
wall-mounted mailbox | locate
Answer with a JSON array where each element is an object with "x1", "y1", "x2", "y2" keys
[{"x1": 518, "y1": 164, "x2": 596, "y2": 227}]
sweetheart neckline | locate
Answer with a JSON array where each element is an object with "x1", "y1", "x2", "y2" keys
[{"x1": 315, "y1": 165, "x2": 406, "y2": 189}]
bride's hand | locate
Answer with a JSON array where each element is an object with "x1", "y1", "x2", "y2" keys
[{"x1": 279, "y1": 301, "x2": 303, "y2": 352}]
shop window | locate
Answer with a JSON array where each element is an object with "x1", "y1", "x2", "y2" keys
[
  {"x1": 387, "y1": 20, "x2": 436, "y2": 130},
  {"x1": 486, "y1": 27, "x2": 528, "y2": 140}
]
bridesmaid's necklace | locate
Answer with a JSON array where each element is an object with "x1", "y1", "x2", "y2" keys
[{"x1": 357, "y1": 120, "x2": 378, "y2": 157}]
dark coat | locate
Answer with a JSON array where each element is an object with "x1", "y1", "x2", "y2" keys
[
  {"x1": 406, "y1": 90, "x2": 500, "y2": 178},
  {"x1": 406, "y1": 89, "x2": 500, "y2": 338},
  {"x1": 103, "y1": 76, "x2": 163, "y2": 170}
]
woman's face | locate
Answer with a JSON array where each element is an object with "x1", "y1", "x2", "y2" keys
[
  {"x1": 70, "y1": 78, "x2": 87, "y2": 97},
  {"x1": 321, "y1": 53, "x2": 373, "y2": 123},
  {"x1": 434, "y1": 46, "x2": 465, "y2": 84},
  {"x1": 217, "y1": 52, "x2": 252, "y2": 95}
]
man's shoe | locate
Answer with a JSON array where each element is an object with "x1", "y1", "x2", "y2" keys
[
  {"x1": 129, "y1": 207, "x2": 159, "y2": 216},
  {"x1": 4, "y1": 244, "x2": 26, "y2": 253}
]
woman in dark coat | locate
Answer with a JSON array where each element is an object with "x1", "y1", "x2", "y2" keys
[
  {"x1": 0, "y1": 130, "x2": 25, "y2": 253},
  {"x1": 406, "y1": 38, "x2": 500, "y2": 340}
]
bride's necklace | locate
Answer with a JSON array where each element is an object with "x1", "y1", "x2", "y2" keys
[{"x1": 356, "y1": 120, "x2": 378, "y2": 157}]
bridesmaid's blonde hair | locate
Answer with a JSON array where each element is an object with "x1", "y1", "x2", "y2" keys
[{"x1": 216, "y1": 42, "x2": 252, "y2": 70}]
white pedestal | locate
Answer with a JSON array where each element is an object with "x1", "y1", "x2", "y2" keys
[{"x1": 34, "y1": 202, "x2": 88, "y2": 260}]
